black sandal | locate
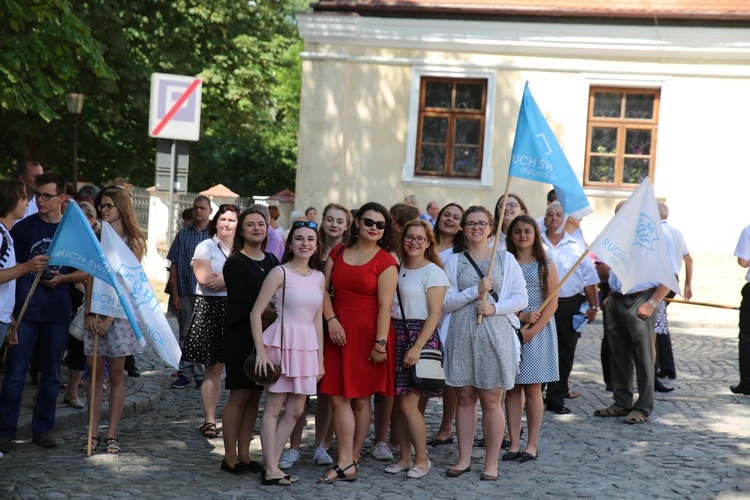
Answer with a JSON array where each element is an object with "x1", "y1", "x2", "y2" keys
[
  {"x1": 200, "y1": 422, "x2": 220, "y2": 438},
  {"x1": 81, "y1": 436, "x2": 100, "y2": 453},
  {"x1": 104, "y1": 437, "x2": 121, "y2": 454},
  {"x1": 317, "y1": 462, "x2": 358, "y2": 484}
]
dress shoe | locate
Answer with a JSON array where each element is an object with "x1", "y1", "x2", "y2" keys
[
  {"x1": 657, "y1": 369, "x2": 676, "y2": 379},
  {"x1": 730, "y1": 384, "x2": 750, "y2": 395},
  {"x1": 654, "y1": 380, "x2": 674, "y2": 393},
  {"x1": 0, "y1": 435, "x2": 11, "y2": 453},
  {"x1": 545, "y1": 404, "x2": 571, "y2": 415},
  {"x1": 32, "y1": 433, "x2": 57, "y2": 448}
]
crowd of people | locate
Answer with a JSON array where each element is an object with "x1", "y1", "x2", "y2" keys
[{"x1": 0, "y1": 163, "x2": 710, "y2": 483}]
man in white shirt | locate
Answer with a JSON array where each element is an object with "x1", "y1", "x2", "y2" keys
[
  {"x1": 655, "y1": 203, "x2": 693, "y2": 380},
  {"x1": 541, "y1": 202, "x2": 598, "y2": 414},
  {"x1": 731, "y1": 225, "x2": 750, "y2": 395}
]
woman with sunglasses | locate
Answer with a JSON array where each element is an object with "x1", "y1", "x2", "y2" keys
[
  {"x1": 82, "y1": 188, "x2": 146, "y2": 454},
  {"x1": 279, "y1": 203, "x2": 352, "y2": 470},
  {"x1": 318, "y1": 202, "x2": 398, "y2": 483},
  {"x1": 386, "y1": 219, "x2": 449, "y2": 479},
  {"x1": 251, "y1": 220, "x2": 325, "y2": 486},
  {"x1": 182, "y1": 204, "x2": 240, "y2": 439},
  {"x1": 504, "y1": 214, "x2": 559, "y2": 463},
  {"x1": 220, "y1": 207, "x2": 279, "y2": 474},
  {"x1": 442, "y1": 206, "x2": 527, "y2": 481}
]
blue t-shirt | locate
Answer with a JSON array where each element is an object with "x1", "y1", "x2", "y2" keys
[{"x1": 11, "y1": 214, "x2": 72, "y2": 322}]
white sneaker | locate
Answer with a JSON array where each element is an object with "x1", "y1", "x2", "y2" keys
[
  {"x1": 312, "y1": 443, "x2": 334, "y2": 465},
  {"x1": 278, "y1": 448, "x2": 301, "y2": 470},
  {"x1": 372, "y1": 441, "x2": 394, "y2": 461}
]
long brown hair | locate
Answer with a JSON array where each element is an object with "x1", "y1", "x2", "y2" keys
[
  {"x1": 283, "y1": 221, "x2": 323, "y2": 271},
  {"x1": 399, "y1": 219, "x2": 444, "y2": 269},
  {"x1": 492, "y1": 193, "x2": 527, "y2": 236},
  {"x1": 434, "y1": 202, "x2": 465, "y2": 254},
  {"x1": 506, "y1": 214, "x2": 550, "y2": 297},
  {"x1": 232, "y1": 208, "x2": 268, "y2": 255},
  {"x1": 319, "y1": 203, "x2": 351, "y2": 252},
  {"x1": 103, "y1": 188, "x2": 146, "y2": 261}
]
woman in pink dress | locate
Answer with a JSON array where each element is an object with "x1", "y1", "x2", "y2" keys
[{"x1": 251, "y1": 221, "x2": 325, "y2": 486}]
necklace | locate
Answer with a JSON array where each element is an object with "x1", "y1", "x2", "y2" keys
[
  {"x1": 289, "y1": 262, "x2": 311, "y2": 277},
  {"x1": 242, "y1": 250, "x2": 265, "y2": 272}
]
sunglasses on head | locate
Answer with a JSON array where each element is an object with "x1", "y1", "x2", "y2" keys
[
  {"x1": 293, "y1": 221, "x2": 318, "y2": 229},
  {"x1": 361, "y1": 217, "x2": 386, "y2": 230}
]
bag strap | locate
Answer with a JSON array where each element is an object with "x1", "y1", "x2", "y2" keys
[
  {"x1": 396, "y1": 281, "x2": 407, "y2": 321},
  {"x1": 280, "y1": 266, "x2": 286, "y2": 345},
  {"x1": 462, "y1": 251, "x2": 498, "y2": 302}
]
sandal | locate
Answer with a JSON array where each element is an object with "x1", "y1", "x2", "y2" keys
[
  {"x1": 593, "y1": 404, "x2": 630, "y2": 417},
  {"x1": 317, "y1": 462, "x2": 358, "y2": 484},
  {"x1": 200, "y1": 422, "x2": 220, "y2": 438},
  {"x1": 104, "y1": 437, "x2": 121, "y2": 454},
  {"x1": 81, "y1": 436, "x2": 100, "y2": 453},
  {"x1": 623, "y1": 409, "x2": 649, "y2": 425},
  {"x1": 567, "y1": 390, "x2": 580, "y2": 399}
]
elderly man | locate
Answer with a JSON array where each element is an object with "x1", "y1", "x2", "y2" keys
[
  {"x1": 541, "y1": 201, "x2": 598, "y2": 414},
  {"x1": 731, "y1": 224, "x2": 750, "y2": 395}
]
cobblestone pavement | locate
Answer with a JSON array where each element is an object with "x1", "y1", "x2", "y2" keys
[{"x1": 1, "y1": 308, "x2": 749, "y2": 499}]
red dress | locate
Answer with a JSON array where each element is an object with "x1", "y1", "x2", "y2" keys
[{"x1": 319, "y1": 245, "x2": 397, "y2": 398}]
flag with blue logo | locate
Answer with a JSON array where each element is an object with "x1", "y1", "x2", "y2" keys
[
  {"x1": 508, "y1": 82, "x2": 592, "y2": 220},
  {"x1": 45, "y1": 201, "x2": 146, "y2": 347},
  {"x1": 588, "y1": 178, "x2": 680, "y2": 295},
  {"x1": 95, "y1": 222, "x2": 181, "y2": 369}
]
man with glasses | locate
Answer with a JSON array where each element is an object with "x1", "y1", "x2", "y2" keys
[
  {"x1": 168, "y1": 196, "x2": 211, "y2": 389},
  {"x1": 0, "y1": 172, "x2": 86, "y2": 452}
]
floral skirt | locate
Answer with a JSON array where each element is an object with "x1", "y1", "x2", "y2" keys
[{"x1": 393, "y1": 318, "x2": 443, "y2": 397}]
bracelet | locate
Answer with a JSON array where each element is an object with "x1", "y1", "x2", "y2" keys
[
  {"x1": 373, "y1": 347, "x2": 386, "y2": 354},
  {"x1": 647, "y1": 299, "x2": 659, "y2": 308},
  {"x1": 325, "y1": 316, "x2": 337, "y2": 323}
]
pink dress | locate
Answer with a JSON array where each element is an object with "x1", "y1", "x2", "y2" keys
[{"x1": 263, "y1": 266, "x2": 324, "y2": 395}]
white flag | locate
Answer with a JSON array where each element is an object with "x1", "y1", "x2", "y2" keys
[
  {"x1": 589, "y1": 178, "x2": 680, "y2": 295},
  {"x1": 95, "y1": 222, "x2": 182, "y2": 369}
]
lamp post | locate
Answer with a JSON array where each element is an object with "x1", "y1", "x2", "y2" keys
[{"x1": 65, "y1": 93, "x2": 84, "y2": 188}]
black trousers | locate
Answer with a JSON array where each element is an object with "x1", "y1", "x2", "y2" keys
[
  {"x1": 739, "y1": 283, "x2": 750, "y2": 386},
  {"x1": 547, "y1": 295, "x2": 585, "y2": 408}
]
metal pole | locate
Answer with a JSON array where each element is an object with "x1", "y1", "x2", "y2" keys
[
  {"x1": 167, "y1": 139, "x2": 177, "y2": 245},
  {"x1": 72, "y1": 115, "x2": 79, "y2": 188}
]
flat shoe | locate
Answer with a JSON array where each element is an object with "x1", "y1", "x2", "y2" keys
[
  {"x1": 385, "y1": 462, "x2": 413, "y2": 474},
  {"x1": 480, "y1": 473, "x2": 498, "y2": 481},
  {"x1": 446, "y1": 465, "x2": 471, "y2": 477},
  {"x1": 63, "y1": 395, "x2": 85, "y2": 409},
  {"x1": 502, "y1": 451, "x2": 521, "y2": 461},
  {"x1": 262, "y1": 476, "x2": 292, "y2": 486},
  {"x1": 427, "y1": 437, "x2": 454, "y2": 446},
  {"x1": 221, "y1": 459, "x2": 251, "y2": 475},
  {"x1": 519, "y1": 451, "x2": 538, "y2": 463},
  {"x1": 406, "y1": 460, "x2": 431, "y2": 479}
]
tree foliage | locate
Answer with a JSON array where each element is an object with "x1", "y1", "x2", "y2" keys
[{"x1": 0, "y1": 0, "x2": 305, "y2": 196}]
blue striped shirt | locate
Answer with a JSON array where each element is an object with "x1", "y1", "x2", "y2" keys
[{"x1": 167, "y1": 224, "x2": 209, "y2": 297}]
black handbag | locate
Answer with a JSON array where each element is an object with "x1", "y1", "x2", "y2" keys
[
  {"x1": 245, "y1": 267, "x2": 286, "y2": 385},
  {"x1": 397, "y1": 285, "x2": 446, "y2": 392}
]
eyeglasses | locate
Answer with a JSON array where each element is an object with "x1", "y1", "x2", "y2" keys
[
  {"x1": 361, "y1": 218, "x2": 387, "y2": 230},
  {"x1": 33, "y1": 192, "x2": 60, "y2": 202},
  {"x1": 98, "y1": 203, "x2": 116, "y2": 211},
  {"x1": 293, "y1": 221, "x2": 318, "y2": 229},
  {"x1": 404, "y1": 234, "x2": 427, "y2": 245},
  {"x1": 464, "y1": 221, "x2": 489, "y2": 229},
  {"x1": 505, "y1": 203, "x2": 520, "y2": 210}
]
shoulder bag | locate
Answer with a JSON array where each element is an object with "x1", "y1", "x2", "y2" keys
[
  {"x1": 244, "y1": 266, "x2": 286, "y2": 385},
  {"x1": 397, "y1": 285, "x2": 445, "y2": 392}
]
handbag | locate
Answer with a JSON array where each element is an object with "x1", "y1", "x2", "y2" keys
[
  {"x1": 244, "y1": 267, "x2": 286, "y2": 385},
  {"x1": 396, "y1": 285, "x2": 446, "y2": 392},
  {"x1": 68, "y1": 303, "x2": 87, "y2": 341}
]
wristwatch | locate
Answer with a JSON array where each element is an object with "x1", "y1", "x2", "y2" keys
[
  {"x1": 647, "y1": 299, "x2": 659, "y2": 308},
  {"x1": 374, "y1": 339, "x2": 387, "y2": 347}
]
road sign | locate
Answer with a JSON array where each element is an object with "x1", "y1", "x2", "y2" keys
[
  {"x1": 155, "y1": 139, "x2": 188, "y2": 193},
  {"x1": 149, "y1": 73, "x2": 203, "y2": 141}
]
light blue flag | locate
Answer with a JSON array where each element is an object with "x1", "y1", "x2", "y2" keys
[
  {"x1": 45, "y1": 201, "x2": 145, "y2": 346},
  {"x1": 508, "y1": 82, "x2": 593, "y2": 220}
]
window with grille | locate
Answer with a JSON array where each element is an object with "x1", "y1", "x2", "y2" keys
[
  {"x1": 415, "y1": 78, "x2": 487, "y2": 178},
  {"x1": 584, "y1": 87, "x2": 659, "y2": 188}
]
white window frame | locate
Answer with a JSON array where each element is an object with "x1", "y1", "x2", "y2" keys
[{"x1": 402, "y1": 67, "x2": 496, "y2": 189}]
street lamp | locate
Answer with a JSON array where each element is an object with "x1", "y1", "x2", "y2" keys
[{"x1": 65, "y1": 93, "x2": 85, "y2": 188}]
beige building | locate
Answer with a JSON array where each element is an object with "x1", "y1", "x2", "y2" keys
[{"x1": 295, "y1": 1, "x2": 750, "y2": 254}]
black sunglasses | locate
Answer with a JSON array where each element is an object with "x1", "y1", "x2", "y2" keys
[
  {"x1": 361, "y1": 217, "x2": 387, "y2": 230},
  {"x1": 293, "y1": 221, "x2": 318, "y2": 229}
]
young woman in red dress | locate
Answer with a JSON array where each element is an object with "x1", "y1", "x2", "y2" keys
[{"x1": 317, "y1": 202, "x2": 398, "y2": 483}]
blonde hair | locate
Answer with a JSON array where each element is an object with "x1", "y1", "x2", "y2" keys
[{"x1": 102, "y1": 189, "x2": 146, "y2": 261}]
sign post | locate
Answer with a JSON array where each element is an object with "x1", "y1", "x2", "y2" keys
[{"x1": 148, "y1": 72, "x2": 203, "y2": 244}]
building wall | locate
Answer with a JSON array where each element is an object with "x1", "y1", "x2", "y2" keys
[{"x1": 296, "y1": 13, "x2": 750, "y2": 253}]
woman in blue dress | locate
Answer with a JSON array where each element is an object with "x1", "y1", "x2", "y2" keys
[{"x1": 504, "y1": 215, "x2": 559, "y2": 463}]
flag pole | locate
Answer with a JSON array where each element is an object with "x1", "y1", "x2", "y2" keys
[
  {"x1": 87, "y1": 334, "x2": 99, "y2": 457},
  {"x1": 665, "y1": 298, "x2": 738, "y2": 310},
  {"x1": 6, "y1": 272, "x2": 43, "y2": 342},
  {"x1": 478, "y1": 177, "x2": 513, "y2": 325}
]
